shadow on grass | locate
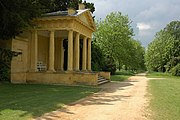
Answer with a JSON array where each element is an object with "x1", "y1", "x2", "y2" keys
[{"x1": 0, "y1": 83, "x2": 99, "y2": 120}]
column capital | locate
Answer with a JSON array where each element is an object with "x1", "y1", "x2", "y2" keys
[
  {"x1": 68, "y1": 29, "x2": 73, "y2": 32},
  {"x1": 49, "y1": 29, "x2": 55, "y2": 32},
  {"x1": 31, "y1": 29, "x2": 37, "y2": 32},
  {"x1": 83, "y1": 36, "x2": 87, "y2": 40},
  {"x1": 76, "y1": 32, "x2": 80, "y2": 35},
  {"x1": 88, "y1": 38, "x2": 92, "y2": 41}
]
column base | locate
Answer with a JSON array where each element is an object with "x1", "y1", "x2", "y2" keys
[
  {"x1": 57, "y1": 68, "x2": 64, "y2": 71},
  {"x1": 47, "y1": 69, "x2": 55, "y2": 73},
  {"x1": 66, "y1": 70, "x2": 74, "y2": 73},
  {"x1": 74, "y1": 69, "x2": 80, "y2": 72},
  {"x1": 87, "y1": 70, "x2": 92, "y2": 72},
  {"x1": 81, "y1": 70, "x2": 88, "y2": 72}
]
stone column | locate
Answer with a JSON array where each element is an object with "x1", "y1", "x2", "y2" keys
[
  {"x1": 82, "y1": 36, "x2": 87, "y2": 71},
  {"x1": 87, "y1": 38, "x2": 92, "y2": 71},
  {"x1": 48, "y1": 30, "x2": 55, "y2": 72},
  {"x1": 30, "y1": 30, "x2": 38, "y2": 72},
  {"x1": 60, "y1": 39, "x2": 64, "y2": 71},
  {"x1": 67, "y1": 30, "x2": 73, "y2": 71},
  {"x1": 74, "y1": 33, "x2": 80, "y2": 71}
]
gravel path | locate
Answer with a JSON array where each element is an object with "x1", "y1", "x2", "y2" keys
[{"x1": 36, "y1": 73, "x2": 149, "y2": 120}]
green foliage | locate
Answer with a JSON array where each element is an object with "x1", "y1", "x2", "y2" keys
[
  {"x1": 148, "y1": 74, "x2": 180, "y2": 120},
  {"x1": 0, "y1": 48, "x2": 14, "y2": 82},
  {"x1": 0, "y1": 84, "x2": 99, "y2": 119},
  {"x1": 94, "y1": 12, "x2": 133, "y2": 60},
  {"x1": 0, "y1": 0, "x2": 44, "y2": 40},
  {"x1": 145, "y1": 21, "x2": 180, "y2": 75},
  {"x1": 102, "y1": 57, "x2": 117, "y2": 75},
  {"x1": 110, "y1": 70, "x2": 135, "y2": 82},
  {"x1": 91, "y1": 41, "x2": 105, "y2": 71},
  {"x1": 93, "y1": 12, "x2": 145, "y2": 72},
  {"x1": 146, "y1": 72, "x2": 172, "y2": 78},
  {"x1": 145, "y1": 30, "x2": 175, "y2": 72},
  {"x1": 0, "y1": 48, "x2": 21, "y2": 81},
  {"x1": 170, "y1": 64, "x2": 180, "y2": 76},
  {"x1": 91, "y1": 41, "x2": 116, "y2": 74},
  {"x1": 0, "y1": 60, "x2": 10, "y2": 82}
]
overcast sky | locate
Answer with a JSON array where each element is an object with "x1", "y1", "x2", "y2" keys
[{"x1": 87, "y1": 0, "x2": 180, "y2": 47}]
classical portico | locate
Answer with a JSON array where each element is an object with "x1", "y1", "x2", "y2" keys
[
  {"x1": 29, "y1": 5, "x2": 94, "y2": 73},
  {"x1": 8, "y1": 4, "x2": 110, "y2": 85}
]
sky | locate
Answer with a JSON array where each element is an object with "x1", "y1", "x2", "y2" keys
[{"x1": 87, "y1": 0, "x2": 180, "y2": 47}]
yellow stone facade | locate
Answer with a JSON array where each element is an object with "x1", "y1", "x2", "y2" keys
[{"x1": 0, "y1": 5, "x2": 110, "y2": 85}]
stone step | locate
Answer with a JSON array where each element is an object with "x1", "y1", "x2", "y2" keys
[{"x1": 97, "y1": 75, "x2": 110, "y2": 85}]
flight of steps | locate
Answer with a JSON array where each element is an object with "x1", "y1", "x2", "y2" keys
[{"x1": 97, "y1": 75, "x2": 110, "y2": 85}]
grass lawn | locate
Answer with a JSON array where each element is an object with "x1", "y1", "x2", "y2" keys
[
  {"x1": 147, "y1": 72, "x2": 180, "y2": 120},
  {"x1": 111, "y1": 70, "x2": 135, "y2": 82},
  {"x1": 0, "y1": 83, "x2": 99, "y2": 120},
  {"x1": 146, "y1": 72, "x2": 172, "y2": 78}
]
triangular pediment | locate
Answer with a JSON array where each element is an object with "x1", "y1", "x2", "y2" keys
[{"x1": 77, "y1": 10, "x2": 96, "y2": 31}]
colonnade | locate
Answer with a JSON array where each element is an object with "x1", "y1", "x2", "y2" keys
[{"x1": 30, "y1": 29, "x2": 92, "y2": 72}]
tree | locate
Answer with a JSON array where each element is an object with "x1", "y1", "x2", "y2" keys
[
  {"x1": 127, "y1": 39, "x2": 145, "y2": 70},
  {"x1": 0, "y1": 0, "x2": 44, "y2": 40},
  {"x1": 93, "y1": 12, "x2": 145, "y2": 73},
  {"x1": 91, "y1": 40, "x2": 105, "y2": 71},
  {"x1": 94, "y1": 12, "x2": 133, "y2": 60},
  {"x1": 0, "y1": 48, "x2": 21, "y2": 81},
  {"x1": 145, "y1": 21, "x2": 180, "y2": 75},
  {"x1": 145, "y1": 30, "x2": 175, "y2": 72},
  {"x1": 164, "y1": 21, "x2": 180, "y2": 58}
]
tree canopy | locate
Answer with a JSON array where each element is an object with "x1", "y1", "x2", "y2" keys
[
  {"x1": 0, "y1": 0, "x2": 95, "y2": 40},
  {"x1": 0, "y1": 0, "x2": 44, "y2": 40},
  {"x1": 92, "y1": 12, "x2": 145, "y2": 73},
  {"x1": 145, "y1": 21, "x2": 180, "y2": 75}
]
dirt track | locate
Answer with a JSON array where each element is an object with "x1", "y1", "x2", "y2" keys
[{"x1": 36, "y1": 73, "x2": 149, "y2": 120}]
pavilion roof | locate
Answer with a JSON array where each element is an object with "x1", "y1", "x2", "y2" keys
[{"x1": 43, "y1": 9, "x2": 90, "y2": 17}]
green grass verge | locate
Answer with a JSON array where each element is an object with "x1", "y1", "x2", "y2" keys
[
  {"x1": 0, "y1": 83, "x2": 99, "y2": 120},
  {"x1": 148, "y1": 72, "x2": 180, "y2": 120},
  {"x1": 111, "y1": 70, "x2": 135, "y2": 82},
  {"x1": 146, "y1": 71, "x2": 172, "y2": 78}
]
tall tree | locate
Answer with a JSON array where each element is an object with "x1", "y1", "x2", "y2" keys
[
  {"x1": 0, "y1": 0, "x2": 44, "y2": 40},
  {"x1": 145, "y1": 21, "x2": 180, "y2": 73},
  {"x1": 94, "y1": 12, "x2": 133, "y2": 61},
  {"x1": 145, "y1": 30, "x2": 175, "y2": 72},
  {"x1": 93, "y1": 12, "x2": 145, "y2": 73}
]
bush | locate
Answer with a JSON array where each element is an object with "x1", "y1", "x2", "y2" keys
[
  {"x1": 91, "y1": 42, "x2": 117, "y2": 74},
  {"x1": 0, "y1": 60, "x2": 10, "y2": 82},
  {"x1": 102, "y1": 57, "x2": 117, "y2": 75},
  {"x1": 0, "y1": 48, "x2": 15, "y2": 82},
  {"x1": 91, "y1": 42, "x2": 106, "y2": 71},
  {"x1": 170, "y1": 64, "x2": 180, "y2": 76}
]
